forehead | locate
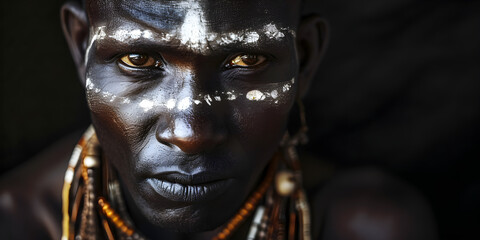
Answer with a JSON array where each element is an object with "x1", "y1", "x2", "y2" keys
[{"x1": 87, "y1": 0, "x2": 298, "y2": 32}]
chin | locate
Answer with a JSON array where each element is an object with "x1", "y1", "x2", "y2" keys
[
  {"x1": 127, "y1": 182, "x2": 246, "y2": 234},
  {"x1": 142, "y1": 203, "x2": 233, "y2": 233}
]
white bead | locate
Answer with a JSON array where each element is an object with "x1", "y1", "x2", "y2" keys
[
  {"x1": 83, "y1": 156, "x2": 99, "y2": 168},
  {"x1": 275, "y1": 170, "x2": 296, "y2": 196}
]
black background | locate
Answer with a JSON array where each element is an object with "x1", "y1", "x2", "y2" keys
[
  {"x1": 1, "y1": 0, "x2": 90, "y2": 172},
  {"x1": 1, "y1": 0, "x2": 479, "y2": 239}
]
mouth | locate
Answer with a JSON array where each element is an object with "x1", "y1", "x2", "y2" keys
[{"x1": 146, "y1": 172, "x2": 233, "y2": 203}]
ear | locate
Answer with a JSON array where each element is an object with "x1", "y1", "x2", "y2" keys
[
  {"x1": 296, "y1": 15, "x2": 328, "y2": 99},
  {"x1": 61, "y1": 2, "x2": 88, "y2": 84}
]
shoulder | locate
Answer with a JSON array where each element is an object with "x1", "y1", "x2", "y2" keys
[
  {"x1": 0, "y1": 131, "x2": 82, "y2": 240},
  {"x1": 309, "y1": 167, "x2": 438, "y2": 240}
]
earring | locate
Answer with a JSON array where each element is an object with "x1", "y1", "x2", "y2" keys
[
  {"x1": 273, "y1": 99, "x2": 311, "y2": 240},
  {"x1": 280, "y1": 99, "x2": 308, "y2": 172}
]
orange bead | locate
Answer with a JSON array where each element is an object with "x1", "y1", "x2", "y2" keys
[
  {"x1": 106, "y1": 210, "x2": 114, "y2": 217},
  {"x1": 240, "y1": 209, "x2": 248, "y2": 216},
  {"x1": 234, "y1": 215, "x2": 242, "y2": 222}
]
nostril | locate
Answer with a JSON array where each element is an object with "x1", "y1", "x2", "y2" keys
[
  {"x1": 155, "y1": 115, "x2": 174, "y2": 145},
  {"x1": 155, "y1": 131, "x2": 174, "y2": 148}
]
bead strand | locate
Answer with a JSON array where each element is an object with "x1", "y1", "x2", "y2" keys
[
  {"x1": 212, "y1": 156, "x2": 278, "y2": 240},
  {"x1": 98, "y1": 197, "x2": 135, "y2": 237}
]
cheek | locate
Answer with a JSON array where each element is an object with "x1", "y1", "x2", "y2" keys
[
  {"x1": 86, "y1": 74, "x2": 154, "y2": 149},
  {"x1": 87, "y1": 87, "x2": 150, "y2": 175},
  {"x1": 227, "y1": 89, "x2": 296, "y2": 199},
  {"x1": 231, "y1": 86, "x2": 296, "y2": 157}
]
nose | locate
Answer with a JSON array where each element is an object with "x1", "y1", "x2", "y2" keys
[{"x1": 155, "y1": 104, "x2": 228, "y2": 155}]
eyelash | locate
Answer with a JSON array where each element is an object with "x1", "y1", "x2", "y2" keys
[
  {"x1": 223, "y1": 53, "x2": 269, "y2": 69},
  {"x1": 117, "y1": 54, "x2": 163, "y2": 69}
]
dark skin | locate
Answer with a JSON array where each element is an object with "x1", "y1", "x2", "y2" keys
[{"x1": 62, "y1": 0, "x2": 325, "y2": 239}]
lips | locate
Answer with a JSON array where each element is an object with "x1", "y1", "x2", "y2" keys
[{"x1": 146, "y1": 172, "x2": 233, "y2": 203}]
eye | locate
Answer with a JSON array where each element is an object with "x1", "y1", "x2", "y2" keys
[
  {"x1": 118, "y1": 53, "x2": 161, "y2": 68},
  {"x1": 226, "y1": 54, "x2": 267, "y2": 68}
]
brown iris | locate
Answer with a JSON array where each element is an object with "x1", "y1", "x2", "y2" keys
[
  {"x1": 228, "y1": 54, "x2": 267, "y2": 68},
  {"x1": 119, "y1": 54, "x2": 158, "y2": 68}
]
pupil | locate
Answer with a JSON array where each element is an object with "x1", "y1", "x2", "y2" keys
[
  {"x1": 241, "y1": 55, "x2": 258, "y2": 65},
  {"x1": 128, "y1": 54, "x2": 148, "y2": 66}
]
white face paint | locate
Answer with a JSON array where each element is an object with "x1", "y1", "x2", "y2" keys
[
  {"x1": 282, "y1": 78, "x2": 295, "y2": 92},
  {"x1": 226, "y1": 91, "x2": 237, "y2": 101},
  {"x1": 270, "y1": 90, "x2": 278, "y2": 99},
  {"x1": 84, "y1": 0, "x2": 297, "y2": 112},
  {"x1": 139, "y1": 99, "x2": 154, "y2": 112},
  {"x1": 245, "y1": 78, "x2": 295, "y2": 102},
  {"x1": 85, "y1": 26, "x2": 106, "y2": 65},
  {"x1": 178, "y1": 0, "x2": 209, "y2": 50},
  {"x1": 87, "y1": 22, "x2": 294, "y2": 56},
  {"x1": 177, "y1": 97, "x2": 192, "y2": 111},
  {"x1": 204, "y1": 94, "x2": 213, "y2": 106},
  {"x1": 246, "y1": 90, "x2": 266, "y2": 101},
  {"x1": 86, "y1": 77, "x2": 296, "y2": 113},
  {"x1": 85, "y1": 13, "x2": 295, "y2": 60},
  {"x1": 264, "y1": 24, "x2": 285, "y2": 39},
  {"x1": 166, "y1": 99, "x2": 177, "y2": 110},
  {"x1": 86, "y1": 77, "x2": 131, "y2": 106},
  {"x1": 109, "y1": 28, "x2": 155, "y2": 42}
]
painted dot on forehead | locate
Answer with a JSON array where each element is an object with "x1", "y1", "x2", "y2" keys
[{"x1": 178, "y1": 0, "x2": 209, "y2": 50}]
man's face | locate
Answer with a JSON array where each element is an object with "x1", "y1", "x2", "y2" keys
[{"x1": 84, "y1": 0, "x2": 300, "y2": 232}]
